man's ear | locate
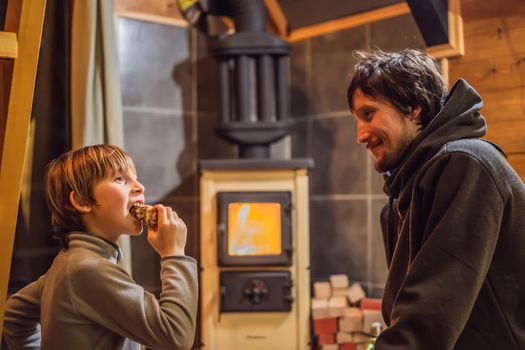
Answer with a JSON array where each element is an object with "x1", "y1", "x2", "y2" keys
[
  {"x1": 409, "y1": 106, "x2": 422, "y2": 121},
  {"x1": 69, "y1": 191, "x2": 93, "y2": 213}
]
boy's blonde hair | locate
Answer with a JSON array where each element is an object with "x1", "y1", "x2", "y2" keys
[{"x1": 45, "y1": 144, "x2": 136, "y2": 246}]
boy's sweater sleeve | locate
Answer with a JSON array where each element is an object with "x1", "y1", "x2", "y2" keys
[
  {"x1": 3, "y1": 276, "x2": 44, "y2": 350},
  {"x1": 70, "y1": 254, "x2": 198, "y2": 350}
]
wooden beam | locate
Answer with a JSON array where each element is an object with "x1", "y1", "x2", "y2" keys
[
  {"x1": 406, "y1": 0, "x2": 448, "y2": 47},
  {"x1": 426, "y1": 0, "x2": 464, "y2": 58},
  {"x1": 0, "y1": 0, "x2": 47, "y2": 338},
  {"x1": 114, "y1": 0, "x2": 187, "y2": 27},
  {"x1": 264, "y1": 0, "x2": 288, "y2": 37},
  {"x1": 4, "y1": 0, "x2": 22, "y2": 33},
  {"x1": 116, "y1": 11, "x2": 188, "y2": 27},
  {"x1": 0, "y1": 32, "x2": 18, "y2": 59},
  {"x1": 440, "y1": 58, "x2": 449, "y2": 87},
  {"x1": 287, "y1": 2, "x2": 410, "y2": 43}
]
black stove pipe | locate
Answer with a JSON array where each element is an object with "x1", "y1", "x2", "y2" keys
[
  {"x1": 208, "y1": 0, "x2": 267, "y2": 33},
  {"x1": 190, "y1": 0, "x2": 291, "y2": 159}
]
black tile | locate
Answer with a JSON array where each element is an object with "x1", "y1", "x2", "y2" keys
[
  {"x1": 197, "y1": 115, "x2": 236, "y2": 159},
  {"x1": 290, "y1": 40, "x2": 312, "y2": 118},
  {"x1": 310, "y1": 26, "x2": 367, "y2": 115},
  {"x1": 369, "y1": 14, "x2": 426, "y2": 51},
  {"x1": 310, "y1": 199, "x2": 368, "y2": 281},
  {"x1": 310, "y1": 116, "x2": 368, "y2": 195},
  {"x1": 290, "y1": 118, "x2": 311, "y2": 159},
  {"x1": 118, "y1": 18, "x2": 192, "y2": 111},
  {"x1": 369, "y1": 285, "x2": 385, "y2": 299},
  {"x1": 371, "y1": 199, "x2": 389, "y2": 284},
  {"x1": 123, "y1": 109, "x2": 196, "y2": 202},
  {"x1": 196, "y1": 33, "x2": 219, "y2": 114}
]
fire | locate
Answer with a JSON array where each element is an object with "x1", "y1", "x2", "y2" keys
[{"x1": 228, "y1": 202, "x2": 281, "y2": 256}]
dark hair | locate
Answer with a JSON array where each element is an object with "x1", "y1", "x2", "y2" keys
[{"x1": 347, "y1": 49, "x2": 447, "y2": 128}]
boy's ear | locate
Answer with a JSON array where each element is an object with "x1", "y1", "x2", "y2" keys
[{"x1": 69, "y1": 191, "x2": 93, "y2": 213}]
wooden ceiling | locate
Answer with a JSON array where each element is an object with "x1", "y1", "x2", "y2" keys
[
  {"x1": 112, "y1": 0, "x2": 456, "y2": 55},
  {"x1": 278, "y1": 0, "x2": 404, "y2": 30},
  {"x1": 113, "y1": 0, "x2": 406, "y2": 28},
  {"x1": 113, "y1": 0, "x2": 411, "y2": 42}
]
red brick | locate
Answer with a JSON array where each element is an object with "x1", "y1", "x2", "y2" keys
[
  {"x1": 318, "y1": 333, "x2": 336, "y2": 345},
  {"x1": 360, "y1": 298, "x2": 382, "y2": 311},
  {"x1": 314, "y1": 317, "x2": 338, "y2": 335},
  {"x1": 339, "y1": 343, "x2": 357, "y2": 350}
]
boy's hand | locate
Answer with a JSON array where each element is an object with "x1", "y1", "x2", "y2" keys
[{"x1": 147, "y1": 204, "x2": 187, "y2": 257}]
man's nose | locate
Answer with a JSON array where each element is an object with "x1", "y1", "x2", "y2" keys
[{"x1": 356, "y1": 122, "x2": 370, "y2": 144}]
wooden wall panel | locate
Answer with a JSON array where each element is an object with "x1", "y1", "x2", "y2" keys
[
  {"x1": 450, "y1": 54, "x2": 525, "y2": 92},
  {"x1": 449, "y1": 0, "x2": 525, "y2": 179},
  {"x1": 508, "y1": 154, "x2": 525, "y2": 182},
  {"x1": 460, "y1": 16, "x2": 525, "y2": 60},
  {"x1": 478, "y1": 87, "x2": 525, "y2": 123},
  {"x1": 460, "y1": 0, "x2": 525, "y2": 21},
  {"x1": 485, "y1": 120, "x2": 525, "y2": 154}
]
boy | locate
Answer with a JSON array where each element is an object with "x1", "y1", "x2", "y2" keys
[{"x1": 3, "y1": 144, "x2": 198, "y2": 349}]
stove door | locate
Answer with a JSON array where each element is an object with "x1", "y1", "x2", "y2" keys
[
  {"x1": 217, "y1": 191, "x2": 292, "y2": 267},
  {"x1": 220, "y1": 270, "x2": 293, "y2": 312}
]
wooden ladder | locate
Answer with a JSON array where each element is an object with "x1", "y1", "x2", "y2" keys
[{"x1": 0, "y1": 0, "x2": 47, "y2": 338}]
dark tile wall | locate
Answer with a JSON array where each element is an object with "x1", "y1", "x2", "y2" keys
[
  {"x1": 117, "y1": 13, "x2": 424, "y2": 301},
  {"x1": 117, "y1": 18, "x2": 199, "y2": 294},
  {"x1": 290, "y1": 14, "x2": 425, "y2": 297}
]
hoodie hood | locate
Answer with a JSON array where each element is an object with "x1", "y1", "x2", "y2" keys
[{"x1": 383, "y1": 79, "x2": 486, "y2": 198}]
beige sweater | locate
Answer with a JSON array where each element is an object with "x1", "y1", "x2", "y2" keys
[{"x1": 3, "y1": 232, "x2": 198, "y2": 350}]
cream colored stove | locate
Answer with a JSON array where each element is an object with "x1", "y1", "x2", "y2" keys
[{"x1": 199, "y1": 159, "x2": 312, "y2": 350}]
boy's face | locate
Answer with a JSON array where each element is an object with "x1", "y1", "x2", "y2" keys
[
  {"x1": 351, "y1": 88, "x2": 421, "y2": 173},
  {"x1": 83, "y1": 169, "x2": 145, "y2": 241}
]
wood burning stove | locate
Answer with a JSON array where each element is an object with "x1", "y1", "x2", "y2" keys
[{"x1": 199, "y1": 159, "x2": 312, "y2": 349}]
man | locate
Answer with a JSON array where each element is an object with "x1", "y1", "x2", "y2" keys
[{"x1": 347, "y1": 49, "x2": 525, "y2": 349}]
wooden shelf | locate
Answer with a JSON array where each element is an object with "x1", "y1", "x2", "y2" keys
[{"x1": 0, "y1": 32, "x2": 17, "y2": 59}]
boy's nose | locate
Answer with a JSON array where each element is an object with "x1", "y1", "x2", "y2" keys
[{"x1": 132, "y1": 180, "x2": 145, "y2": 194}]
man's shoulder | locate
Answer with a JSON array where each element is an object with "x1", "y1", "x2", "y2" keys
[
  {"x1": 435, "y1": 138, "x2": 508, "y2": 169},
  {"x1": 433, "y1": 138, "x2": 523, "y2": 195},
  {"x1": 443, "y1": 138, "x2": 506, "y2": 157}
]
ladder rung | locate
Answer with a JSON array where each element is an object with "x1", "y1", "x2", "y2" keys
[{"x1": 0, "y1": 31, "x2": 18, "y2": 59}]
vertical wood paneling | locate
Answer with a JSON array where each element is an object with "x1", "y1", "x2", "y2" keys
[{"x1": 449, "y1": 0, "x2": 525, "y2": 178}]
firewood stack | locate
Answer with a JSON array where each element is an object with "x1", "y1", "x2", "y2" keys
[{"x1": 311, "y1": 275, "x2": 387, "y2": 350}]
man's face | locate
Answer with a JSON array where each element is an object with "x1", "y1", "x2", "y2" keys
[{"x1": 351, "y1": 88, "x2": 421, "y2": 173}]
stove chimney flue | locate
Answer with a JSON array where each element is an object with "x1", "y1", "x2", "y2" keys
[{"x1": 179, "y1": 0, "x2": 292, "y2": 159}]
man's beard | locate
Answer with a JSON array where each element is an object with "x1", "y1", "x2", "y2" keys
[{"x1": 374, "y1": 136, "x2": 414, "y2": 173}]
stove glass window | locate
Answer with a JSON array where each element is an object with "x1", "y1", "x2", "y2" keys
[{"x1": 228, "y1": 202, "x2": 282, "y2": 256}]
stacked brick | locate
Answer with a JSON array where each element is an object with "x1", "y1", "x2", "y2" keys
[{"x1": 311, "y1": 275, "x2": 386, "y2": 350}]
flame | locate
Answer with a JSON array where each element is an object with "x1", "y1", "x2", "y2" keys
[{"x1": 228, "y1": 202, "x2": 281, "y2": 256}]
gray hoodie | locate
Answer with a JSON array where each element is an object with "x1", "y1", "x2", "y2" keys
[{"x1": 377, "y1": 79, "x2": 525, "y2": 349}]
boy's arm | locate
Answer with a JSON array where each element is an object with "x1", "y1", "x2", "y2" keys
[
  {"x1": 71, "y1": 255, "x2": 198, "y2": 350},
  {"x1": 3, "y1": 276, "x2": 43, "y2": 350}
]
